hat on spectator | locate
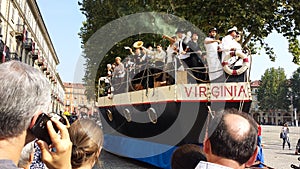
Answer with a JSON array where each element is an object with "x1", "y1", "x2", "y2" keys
[
  {"x1": 227, "y1": 26, "x2": 238, "y2": 33},
  {"x1": 209, "y1": 27, "x2": 218, "y2": 33},
  {"x1": 175, "y1": 28, "x2": 185, "y2": 34}
]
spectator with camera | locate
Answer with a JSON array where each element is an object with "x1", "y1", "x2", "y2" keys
[{"x1": 0, "y1": 61, "x2": 72, "y2": 169}]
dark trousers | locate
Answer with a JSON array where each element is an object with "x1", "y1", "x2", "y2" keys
[
  {"x1": 282, "y1": 137, "x2": 291, "y2": 149},
  {"x1": 112, "y1": 77, "x2": 125, "y2": 94},
  {"x1": 181, "y1": 55, "x2": 208, "y2": 83},
  {"x1": 225, "y1": 66, "x2": 246, "y2": 82}
]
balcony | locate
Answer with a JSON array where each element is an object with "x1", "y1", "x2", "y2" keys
[
  {"x1": 23, "y1": 38, "x2": 33, "y2": 51},
  {"x1": 49, "y1": 72, "x2": 53, "y2": 78},
  {"x1": 10, "y1": 52, "x2": 21, "y2": 61},
  {"x1": 53, "y1": 78, "x2": 57, "y2": 84},
  {"x1": 37, "y1": 55, "x2": 44, "y2": 66},
  {"x1": 41, "y1": 61, "x2": 48, "y2": 71},
  {"x1": 1, "y1": 46, "x2": 10, "y2": 63},
  {"x1": 15, "y1": 24, "x2": 24, "y2": 42},
  {"x1": 51, "y1": 75, "x2": 56, "y2": 82},
  {"x1": 0, "y1": 40, "x2": 4, "y2": 54},
  {"x1": 32, "y1": 49, "x2": 39, "y2": 60}
]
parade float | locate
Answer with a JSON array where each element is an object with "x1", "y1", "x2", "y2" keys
[{"x1": 97, "y1": 40, "x2": 252, "y2": 169}]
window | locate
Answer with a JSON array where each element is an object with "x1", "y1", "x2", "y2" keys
[
  {"x1": 81, "y1": 97, "x2": 84, "y2": 105},
  {"x1": 27, "y1": 10, "x2": 31, "y2": 25},
  {"x1": 9, "y1": 37, "x2": 12, "y2": 50},
  {"x1": 0, "y1": 0, "x2": 2, "y2": 15},
  {"x1": 11, "y1": 6, "x2": 15, "y2": 23},
  {"x1": 252, "y1": 95, "x2": 257, "y2": 101},
  {"x1": 0, "y1": 24, "x2": 2, "y2": 37},
  {"x1": 24, "y1": 2, "x2": 28, "y2": 15},
  {"x1": 19, "y1": 0, "x2": 24, "y2": 11}
]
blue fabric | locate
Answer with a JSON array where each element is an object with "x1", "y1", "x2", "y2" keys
[
  {"x1": 104, "y1": 134, "x2": 177, "y2": 169},
  {"x1": 30, "y1": 141, "x2": 46, "y2": 169},
  {"x1": 256, "y1": 145, "x2": 264, "y2": 168},
  {"x1": 257, "y1": 136, "x2": 262, "y2": 147}
]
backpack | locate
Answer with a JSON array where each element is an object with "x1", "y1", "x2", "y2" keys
[{"x1": 280, "y1": 131, "x2": 285, "y2": 139}]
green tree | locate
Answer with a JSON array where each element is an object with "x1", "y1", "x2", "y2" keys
[
  {"x1": 78, "y1": 0, "x2": 300, "y2": 100},
  {"x1": 290, "y1": 67, "x2": 300, "y2": 111},
  {"x1": 257, "y1": 68, "x2": 289, "y2": 113}
]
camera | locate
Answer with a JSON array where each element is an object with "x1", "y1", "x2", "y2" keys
[
  {"x1": 291, "y1": 157, "x2": 300, "y2": 169},
  {"x1": 29, "y1": 113, "x2": 67, "y2": 145}
]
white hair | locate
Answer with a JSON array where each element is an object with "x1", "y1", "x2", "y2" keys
[{"x1": 0, "y1": 61, "x2": 51, "y2": 138}]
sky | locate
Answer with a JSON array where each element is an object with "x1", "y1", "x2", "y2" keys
[
  {"x1": 36, "y1": 0, "x2": 85, "y2": 83},
  {"x1": 36, "y1": 1, "x2": 299, "y2": 83}
]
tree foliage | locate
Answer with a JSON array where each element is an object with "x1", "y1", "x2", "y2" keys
[
  {"x1": 78, "y1": 0, "x2": 300, "y2": 100},
  {"x1": 257, "y1": 68, "x2": 289, "y2": 112},
  {"x1": 290, "y1": 67, "x2": 300, "y2": 110}
]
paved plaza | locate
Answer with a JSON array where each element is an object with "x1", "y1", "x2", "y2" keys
[{"x1": 262, "y1": 125, "x2": 300, "y2": 169}]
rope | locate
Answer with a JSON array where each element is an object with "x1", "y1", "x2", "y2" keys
[{"x1": 186, "y1": 70, "x2": 210, "y2": 83}]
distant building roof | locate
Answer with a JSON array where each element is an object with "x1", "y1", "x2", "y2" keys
[
  {"x1": 63, "y1": 82, "x2": 85, "y2": 89},
  {"x1": 250, "y1": 80, "x2": 260, "y2": 87}
]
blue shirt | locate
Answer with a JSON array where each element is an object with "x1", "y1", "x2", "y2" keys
[{"x1": 0, "y1": 159, "x2": 19, "y2": 169}]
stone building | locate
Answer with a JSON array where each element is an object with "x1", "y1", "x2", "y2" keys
[
  {"x1": 0, "y1": 0, "x2": 64, "y2": 112},
  {"x1": 63, "y1": 82, "x2": 94, "y2": 115}
]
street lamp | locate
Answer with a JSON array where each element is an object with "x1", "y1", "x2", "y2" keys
[
  {"x1": 294, "y1": 95, "x2": 298, "y2": 127},
  {"x1": 288, "y1": 93, "x2": 298, "y2": 126}
]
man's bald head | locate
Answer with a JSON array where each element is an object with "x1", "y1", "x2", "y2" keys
[
  {"x1": 224, "y1": 113, "x2": 251, "y2": 142},
  {"x1": 208, "y1": 108, "x2": 258, "y2": 165}
]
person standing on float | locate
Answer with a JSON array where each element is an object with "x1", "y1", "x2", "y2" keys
[{"x1": 204, "y1": 28, "x2": 224, "y2": 82}]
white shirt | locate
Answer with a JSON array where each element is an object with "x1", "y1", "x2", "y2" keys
[
  {"x1": 166, "y1": 45, "x2": 176, "y2": 63},
  {"x1": 229, "y1": 40, "x2": 243, "y2": 66},
  {"x1": 144, "y1": 48, "x2": 166, "y2": 63},
  {"x1": 204, "y1": 37, "x2": 223, "y2": 81},
  {"x1": 195, "y1": 161, "x2": 233, "y2": 169},
  {"x1": 282, "y1": 126, "x2": 289, "y2": 137},
  {"x1": 155, "y1": 50, "x2": 166, "y2": 62},
  {"x1": 221, "y1": 34, "x2": 236, "y2": 62},
  {"x1": 113, "y1": 63, "x2": 125, "y2": 78}
]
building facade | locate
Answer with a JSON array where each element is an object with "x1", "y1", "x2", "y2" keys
[
  {"x1": 250, "y1": 80, "x2": 295, "y2": 125},
  {"x1": 0, "y1": 0, "x2": 64, "y2": 112},
  {"x1": 63, "y1": 82, "x2": 94, "y2": 115}
]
